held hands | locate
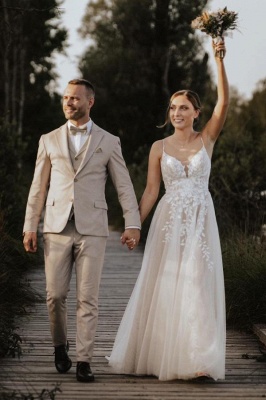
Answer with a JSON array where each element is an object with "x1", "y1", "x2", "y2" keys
[
  {"x1": 23, "y1": 231, "x2": 38, "y2": 253},
  {"x1": 120, "y1": 228, "x2": 140, "y2": 251}
]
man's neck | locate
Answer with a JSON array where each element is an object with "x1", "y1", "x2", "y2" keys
[{"x1": 69, "y1": 118, "x2": 90, "y2": 127}]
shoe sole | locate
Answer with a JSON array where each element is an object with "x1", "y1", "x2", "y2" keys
[{"x1": 76, "y1": 375, "x2": 95, "y2": 382}]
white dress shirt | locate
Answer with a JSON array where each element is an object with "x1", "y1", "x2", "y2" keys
[{"x1": 68, "y1": 119, "x2": 93, "y2": 153}]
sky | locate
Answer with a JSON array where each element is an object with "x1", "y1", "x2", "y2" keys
[{"x1": 55, "y1": 0, "x2": 266, "y2": 99}]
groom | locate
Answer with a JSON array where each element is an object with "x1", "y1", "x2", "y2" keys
[{"x1": 23, "y1": 78, "x2": 141, "y2": 382}]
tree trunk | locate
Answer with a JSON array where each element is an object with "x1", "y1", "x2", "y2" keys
[{"x1": 2, "y1": 0, "x2": 11, "y2": 124}]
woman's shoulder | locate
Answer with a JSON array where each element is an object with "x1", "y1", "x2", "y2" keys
[{"x1": 150, "y1": 139, "x2": 164, "y2": 155}]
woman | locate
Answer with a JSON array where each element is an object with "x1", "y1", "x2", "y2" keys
[{"x1": 108, "y1": 39, "x2": 229, "y2": 381}]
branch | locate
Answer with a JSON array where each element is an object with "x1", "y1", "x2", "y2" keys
[{"x1": 0, "y1": 6, "x2": 63, "y2": 17}]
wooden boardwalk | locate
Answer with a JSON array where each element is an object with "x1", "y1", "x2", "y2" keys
[{"x1": 1, "y1": 230, "x2": 266, "y2": 399}]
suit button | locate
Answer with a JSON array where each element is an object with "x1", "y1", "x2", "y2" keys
[{"x1": 74, "y1": 178, "x2": 78, "y2": 182}]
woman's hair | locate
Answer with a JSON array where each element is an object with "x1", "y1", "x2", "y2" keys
[{"x1": 159, "y1": 90, "x2": 202, "y2": 128}]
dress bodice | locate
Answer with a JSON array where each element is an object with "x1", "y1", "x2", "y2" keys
[
  {"x1": 160, "y1": 145, "x2": 213, "y2": 255},
  {"x1": 161, "y1": 145, "x2": 211, "y2": 197}
]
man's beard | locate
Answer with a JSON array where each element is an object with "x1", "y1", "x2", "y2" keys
[{"x1": 64, "y1": 108, "x2": 86, "y2": 121}]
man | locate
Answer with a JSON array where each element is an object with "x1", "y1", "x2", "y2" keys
[{"x1": 23, "y1": 79, "x2": 141, "y2": 382}]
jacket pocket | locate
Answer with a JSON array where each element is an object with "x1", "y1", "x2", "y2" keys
[{"x1": 94, "y1": 200, "x2": 108, "y2": 210}]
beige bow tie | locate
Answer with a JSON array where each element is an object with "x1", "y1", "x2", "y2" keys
[{"x1": 69, "y1": 126, "x2": 87, "y2": 135}]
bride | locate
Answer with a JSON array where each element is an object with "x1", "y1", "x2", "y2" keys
[{"x1": 108, "y1": 39, "x2": 229, "y2": 381}]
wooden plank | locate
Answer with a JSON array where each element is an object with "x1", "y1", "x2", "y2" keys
[
  {"x1": 1, "y1": 230, "x2": 266, "y2": 399},
  {"x1": 253, "y1": 324, "x2": 266, "y2": 347}
]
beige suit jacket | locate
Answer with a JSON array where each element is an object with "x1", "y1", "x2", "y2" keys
[{"x1": 23, "y1": 122, "x2": 141, "y2": 236}]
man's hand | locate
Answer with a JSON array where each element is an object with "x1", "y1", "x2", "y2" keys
[
  {"x1": 120, "y1": 228, "x2": 140, "y2": 250},
  {"x1": 23, "y1": 232, "x2": 38, "y2": 253}
]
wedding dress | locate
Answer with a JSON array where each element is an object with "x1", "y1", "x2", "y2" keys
[{"x1": 108, "y1": 139, "x2": 226, "y2": 381}]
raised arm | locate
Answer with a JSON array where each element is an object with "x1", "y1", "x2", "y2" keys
[
  {"x1": 139, "y1": 140, "x2": 162, "y2": 224},
  {"x1": 202, "y1": 40, "x2": 229, "y2": 143}
]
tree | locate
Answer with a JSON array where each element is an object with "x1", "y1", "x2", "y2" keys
[
  {"x1": 75, "y1": 0, "x2": 219, "y2": 229},
  {"x1": 210, "y1": 81, "x2": 266, "y2": 236},
  {"x1": 0, "y1": 0, "x2": 67, "y2": 167},
  {"x1": 0, "y1": 1, "x2": 68, "y2": 367},
  {"x1": 78, "y1": 0, "x2": 212, "y2": 163}
]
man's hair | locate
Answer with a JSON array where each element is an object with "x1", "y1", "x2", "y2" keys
[{"x1": 68, "y1": 78, "x2": 95, "y2": 97}]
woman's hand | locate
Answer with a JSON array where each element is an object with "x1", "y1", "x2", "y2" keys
[{"x1": 212, "y1": 38, "x2": 226, "y2": 59}]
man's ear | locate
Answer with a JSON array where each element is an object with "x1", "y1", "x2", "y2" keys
[{"x1": 88, "y1": 97, "x2": 95, "y2": 109}]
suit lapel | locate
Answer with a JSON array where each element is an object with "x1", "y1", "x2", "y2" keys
[
  {"x1": 55, "y1": 123, "x2": 75, "y2": 175},
  {"x1": 76, "y1": 123, "x2": 104, "y2": 174}
]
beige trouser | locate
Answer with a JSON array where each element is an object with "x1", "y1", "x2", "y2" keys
[{"x1": 43, "y1": 220, "x2": 107, "y2": 362}]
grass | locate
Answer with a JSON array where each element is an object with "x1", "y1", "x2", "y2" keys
[{"x1": 222, "y1": 231, "x2": 266, "y2": 331}]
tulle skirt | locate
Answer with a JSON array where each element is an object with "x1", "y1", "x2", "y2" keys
[{"x1": 108, "y1": 193, "x2": 226, "y2": 381}]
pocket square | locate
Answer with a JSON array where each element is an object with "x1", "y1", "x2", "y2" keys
[{"x1": 95, "y1": 147, "x2": 102, "y2": 153}]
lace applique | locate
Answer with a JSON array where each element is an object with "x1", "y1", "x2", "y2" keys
[{"x1": 161, "y1": 148, "x2": 214, "y2": 271}]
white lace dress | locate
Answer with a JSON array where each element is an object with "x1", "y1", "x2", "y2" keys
[{"x1": 108, "y1": 141, "x2": 226, "y2": 381}]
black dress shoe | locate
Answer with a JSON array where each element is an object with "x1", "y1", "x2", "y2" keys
[
  {"x1": 54, "y1": 341, "x2": 72, "y2": 373},
  {"x1": 76, "y1": 362, "x2": 95, "y2": 382}
]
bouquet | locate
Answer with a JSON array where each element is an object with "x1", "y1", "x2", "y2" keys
[{"x1": 191, "y1": 7, "x2": 238, "y2": 58}]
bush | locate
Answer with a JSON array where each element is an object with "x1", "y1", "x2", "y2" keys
[
  {"x1": 0, "y1": 211, "x2": 42, "y2": 358},
  {"x1": 0, "y1": 383, "x2": 61, "y2": 399},
  {"x1": 222, "y1": 231, "x2": 266, "y2": 331}
]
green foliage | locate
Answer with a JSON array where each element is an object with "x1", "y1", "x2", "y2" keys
[
  {"x1": 0, "y1": 2, "x2": 67, "y2": 374},
  {"x1": 79, "y1": 0, "x2": 211, "y2": 163},
  {"x1": 23, "y1": 91, "x2": 65, "y2": 166},
  {"x1": 78, "y1": 0, "x2": 266, "y2": 238},
  {"x1": 0, "y1": 211, "x2": 42, "y2": 358},
  {"x1": 0, "y1": 122, "x2": 41, "y2": 362},
  {"x1": 0, "y1": 121, "x2": 27, "y2": 237},
  {"x1": 210, "y1": 82, "x2": 266, "y2": 235},
  {"x1": 191, "y1": 7, "x2": 239, "y2": 38},
  {"x1": 0, "y1": 330, "x2": 22, "y2": 359},
  {"x1": 78, "y1": 0, "x2": 217, "y2": 231},
  {"x1": 0, "y1": 0, "x2": 67, "y2": 168},
  {"x1": 222, "y1": 232, "x2": 266, "y2": 330},
  {"x1": 0, "y1": 383, "x2": 61, "y2": 400}
]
